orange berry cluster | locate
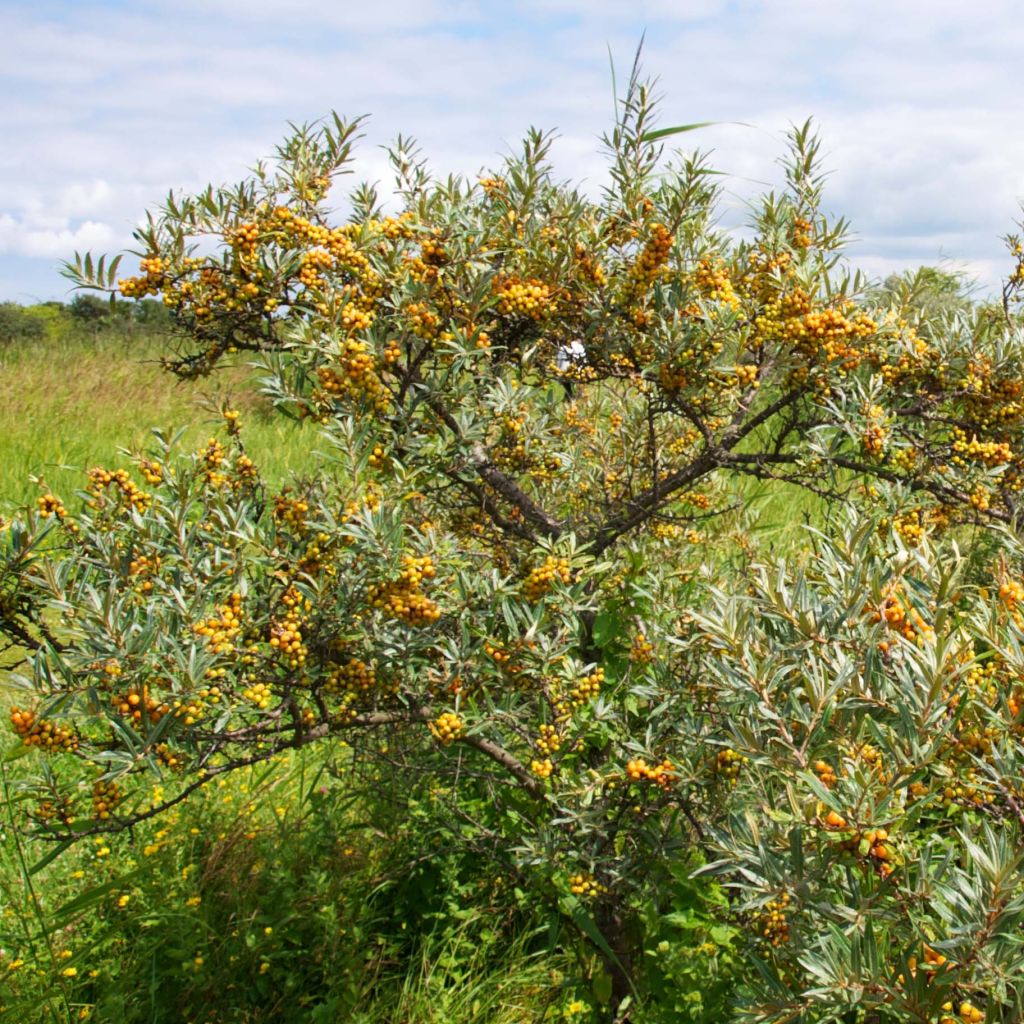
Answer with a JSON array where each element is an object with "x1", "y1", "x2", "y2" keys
[
  {"x1": 629, "y1": 633, "x2": 654, "y2": 664},
  {"x1": 156, "y1": 743, "x2": 183, "y2": 770},
  {"x1": 89, "y1": 657, "x2": 123, "y2": 681},
  {"x1": 172, "y1": 694, "x2": 207, "y2": 727},
  {"x1": 368, "y1": 555, "x2": 441, "y2": 626},
  {"x1": 232, "y1": 452, "x2": 259, "y2": 491},
  {"x1": 716, "y1": 747, "x2": 747, "y2": 783},
  {"x1": 623, "y1": 221, "x2": 674, "y2": 301},
  {"x1": 969, "y1": 485, "x2": 991, "y2": 511},
  {"x1": 296, "y1": 531, "x2": 335, "y2": 576},
  {"x1": 111, "y1": 686, "x2": 170, "y2": 727},
  {"x1": 272, "y1": 491, "x2": 310, "y2": 534},
  {"x1": 814, "y1": 759, "x2": 838, "y2": 788},
  {"x1": 36, "y1": 493, "x2": 67, "y2": 519},
  {"x1": 420, "y1": 234, "x2": 449, "y2": 267},
  {"x1": 567, "y1": 872, "x2": 605, "y2": 899},
  {"x1": 522, "y1": 556, "x2": 572, "y2": 602},
  {"x1": 831, "y1": 822, "x2": 897, "y2": 879},
  {"x1": 129, "y1": 203, "x2": 385, "y2": 348},
  {"x1": 429, "y1": 711, "x2": 464, "y2": 745},
  {"x1": 128, "y1": 552, "x2": 160, "y2": 593},
  {"x1": 571, "y1": 242, "x2": 607, "y2": 288},
  {"x1": 943, "y1": 1000, "x2": 983, "y2": 1024},
  {"x1": 999, "y1": 578, "x2": 1024, "y2": 625},
  {"x1": 383, "y1": 338, "x2": 402, "y2": 364},
  {"x1": 298, "y1": 248, "x2": 333, "y2": 288},
  {"x1": 492, "y1": 415, "x2": 528, "y2": 472},
  {"x1": 751, "y1": 287, "x2": 810, "y2": 342},
  {"x1": 897, "y1": 944, "x2": 954, "y2": 990},
  {"x1": 868, "y1": 587, "x2": 932, "y2": 643},
  {"x1": 338, "y1": 484, "x2": 381, "y2": 532},
  {"x1": 484, "y1": 640, "x2": 511, "y2": 665},
  {"x1": 405, "y1": 300, "x2": 440, "y2": 339},
  {"x1": 751, "y1": 286, "x2": 876, "y2": 374},
  {"x1": 535, "y1": 723, "x2": 562, "y2": 755},
  {"x1": 374, "y1": 212, "x2": 417, "y2": 240},
  {"x1": 625, "y1": 757, "x2": 674, "y2": 789},
  {"x1": 196, "y1": 438, "x2": 227, "y2": 487},
  {"x1": 9, "y1": 708, "x2": 79, "y2": 753},
  {"x1": 530, "y1": 757, "x2": 554, "y2": 779},
  {"x1": 847, "y1": 741, "x2": 891, "y2": 782},
  {"x1": 231, "y1": 221, "x2": 261, "y2": 256},
  {"x1": 194, "y1": 592, "x2": 243, "y2": 656},
  {"x1": 118, "y1": 255, "x2": 167, "y2": 298},
  {"x1": 823, "y1": 810, "x2": 847, "y2": 830},
  {"x1": 790, "y1": 216, "x2": 813, "y2": 249},
  {"x1": 325, "y1": 656, "x2": 380, "y2": 696},
  {"x1": 34, "y1": 795, "x2": 75, "y2": 826},
  {"x1": 495, "y1": 277, "x2": 553, "y2": 320},
  {"x1": 316, "y1": 339, "x2": 389, "y2": 413},
  {"x1": 796, "y1": 307, "x2": 877, "y2": 369},
  {"x1": 269, "y1": 587, "x2": 309, "y2": 669},
  {"x1": 677, "y1": 489, "x2": 710, "y2": 512},
  {"x1": 478, "y1": 176, "x2": 506, "y2": 197},
  {"x1": 339, "y1": 295, "x2": 377, "y2": 333},
  {"x1": 86, "y1": 467, "x2": 151, "y2": 513},
  {"x1": 733, "y1": 363, "x2": 758, "y2": 389},
  {"x1": 658, "y1": 361, "x2": 689, "y2": 396},
  {"x1": 861, "y1": 403, "x2": 887, "y2": 456},
  {"x1": 552, "y1": 352, "x2": 599, "y2": 389},
  {"x1": 755, "y1": 892, "x2": 791, "y2": 947},
  {"x1": 242, "y1": 681, "x2": 273, "y2": 710},
  {"x1": 889, "y1": 509, "x2": 927, "y2": 547},
  {"x1": 951, "y1": 430, "x2": 1012, "y2": 467},
  {"x1": 693, "y1": 257, "x2": 737, "y2": 307},
  {"x1": 92, "y1": 779, "x2": 123, "y2": 820},
  {"x1": 570, "y1": 666, "x2": 604, "y2": 705}
]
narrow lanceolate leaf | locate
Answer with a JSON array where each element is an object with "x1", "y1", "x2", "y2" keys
[
  {"x1": 640, "y1": 121, "x2": 718, "y2": 143},
  {"x1": 107, "y1": 253, "x2": 122, "y2": 286}
]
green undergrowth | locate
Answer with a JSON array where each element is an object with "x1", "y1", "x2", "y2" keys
[{"x1": 0, "y1": 745, "x2": 579, "y2": 1023}]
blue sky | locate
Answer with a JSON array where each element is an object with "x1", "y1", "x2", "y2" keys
[{"x1": 2, "y1": 0, "x2": 1023, "y2": 302}]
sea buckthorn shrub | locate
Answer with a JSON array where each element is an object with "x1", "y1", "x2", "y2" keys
[
  {"x1": 4, "y1": 64, "x2": 1024, "y2": 1021},
  {"x1": 62, "y1": 76, "x2": 1024, "y2": 547},
  {"x1": 10, "y1": 458, "x2": 1024, "y2": 1022}
]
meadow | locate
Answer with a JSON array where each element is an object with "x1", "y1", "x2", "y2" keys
[{"x1": 0, "y1": 319, "x2": 316, "y2": 511}]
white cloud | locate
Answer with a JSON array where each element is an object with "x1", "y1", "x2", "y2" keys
[
  {"x1": 0, "y1": 215, "x2": 119, "y2": 260},
  {"x1": 1, "y1": 1, "x2": 1022, "y2": 298}
]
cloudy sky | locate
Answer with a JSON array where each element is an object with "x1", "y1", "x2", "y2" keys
[{"x1": 3, "y1": 0, "x2": 1023, "y2": 302}]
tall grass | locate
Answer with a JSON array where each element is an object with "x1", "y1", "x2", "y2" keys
[{"x1": 0, "y1": 330, "x2": 317, "y2": 511}]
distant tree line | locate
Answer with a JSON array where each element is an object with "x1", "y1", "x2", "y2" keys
[{"x1": 0, "y1": 295, "x2": 171, "y2": 346}]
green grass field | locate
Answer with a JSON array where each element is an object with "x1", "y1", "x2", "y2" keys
[{"x1": 0, "y1": 329, "x2": 318, "y2": 513}]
